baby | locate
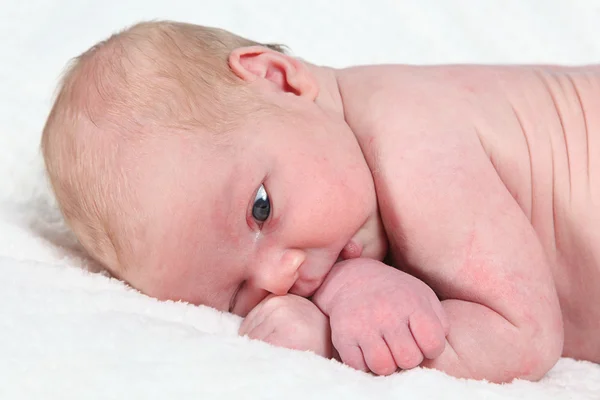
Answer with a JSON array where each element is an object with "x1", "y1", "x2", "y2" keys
[{"x1": 41, "y1": 21, "x2": 600, "y2": 383}]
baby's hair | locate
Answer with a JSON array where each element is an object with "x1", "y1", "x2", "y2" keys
[{"x1": 41, "y1": 20, "x2": 287, "y2": 273}]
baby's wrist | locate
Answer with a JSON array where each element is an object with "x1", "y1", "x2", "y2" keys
[
  {"x1": 312, "y1": 258, "x2": 373, "y2": 314},
  {"x1": 311, "y1": 269, "x2": 344, "y2": 315}
]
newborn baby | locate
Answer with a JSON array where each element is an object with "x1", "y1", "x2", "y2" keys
[{"x1": 41, "y1": 21, "x2": 600, "y2": 383}]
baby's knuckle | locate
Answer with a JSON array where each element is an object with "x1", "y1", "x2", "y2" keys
[
  {"x1": 395, "y1": 349, "x2": 424, "y2": 369},
  {"x1": 347, "y1": 359, "x2": 368, "y2": 372},
  {"x1": 372, "y1": 306, "x2": 396, "y2": 324},
  {"x1": 423, "y1": 334, "x2": 445, "y2": 356},
  {"x1": 332, "y1": 314, "x2": 357, "y2": 334},
  {"x1": 419, "y1": 332, "x2": 446, "y2": 350},
  {"x1": 331, "y1": 330, "x2": 355, "y2": 350},
  {"x1": 336, "y1": 345, "x2": 360, "y2": 365}
]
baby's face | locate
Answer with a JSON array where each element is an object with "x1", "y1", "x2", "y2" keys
[{"x1": 121, "y1": 104, "x2": 387, "y2": 316}]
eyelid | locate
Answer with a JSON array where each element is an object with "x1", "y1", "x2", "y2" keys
[{"x1": 229, "y1": 281, "x2": 245, "y2": 313}]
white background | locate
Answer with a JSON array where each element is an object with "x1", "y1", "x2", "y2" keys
[{"x1": 1, "y1": 1, "x2": 600, "y2": 399}]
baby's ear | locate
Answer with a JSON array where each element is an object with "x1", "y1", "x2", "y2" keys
[{"x1": 228, "y1": 46, "x2": 318, "y2": 100}]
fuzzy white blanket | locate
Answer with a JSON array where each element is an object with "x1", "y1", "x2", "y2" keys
[{"x1": 2, "y1": 1, "x2": 600, "y2": 398}]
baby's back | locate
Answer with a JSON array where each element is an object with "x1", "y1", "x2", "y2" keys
[
  {"x1": 471, "y1": 65, "x2": 600, "y2": 361},
  {"x1": 339, "y1": 64, "x2": 600, "y2": 362}
]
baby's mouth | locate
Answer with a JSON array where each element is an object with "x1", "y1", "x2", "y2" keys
[
  {"x1": 293, "y1": 243, "x2": 364, "y2": 297},
  {"x1": 290, "y1": 275, "x2": 327, "y2": 298}
]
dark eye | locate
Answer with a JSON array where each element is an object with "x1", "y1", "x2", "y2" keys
[{"x1": 252, "y1": 184, "x2": 270, "y2": 222}]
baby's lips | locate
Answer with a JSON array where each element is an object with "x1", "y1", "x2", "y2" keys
[{"x1": 339, "y1": 240, "x2": 363, "y2": 260}]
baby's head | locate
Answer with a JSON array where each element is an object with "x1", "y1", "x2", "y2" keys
[{"x1": 42, "y1": 21, "x2": 387, "y2": 315}]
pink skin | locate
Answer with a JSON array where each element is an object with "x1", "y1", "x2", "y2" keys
[
  {"x1": 119, "y1": 46, "x2": 388, "y2": 319},
  {"x1": 227, "y1": 59, "x2": 600, "y2": 381},
  {"x1": 239, "y1": 294, "x2": 333, "y2": 358},
  {"x1": 117, "y1": 44, "x2": 600, "y2": 382},
  {"x1": 331, "y1": 64, "x2": 600, "y2": 381},
  {"x1": 312, "y1": 258, "x2": 450, "y2": 375}
]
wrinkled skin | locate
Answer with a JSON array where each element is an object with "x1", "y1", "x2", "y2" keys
[
  {"x1": 237, "y1": 62, "x2": 600, "y2": 383},
  {"x1": 107, "y1": 42, "x2": 600, "y2": 382},
  {"x1": 242, "y1": 259, "x2": 449, "y2": 376},
  {"x1": 239, "y1": 294, "x2": 333, "y2": 358},
  {"x1": 313, "y1": 258, "x2": 449, "y2": 375}
]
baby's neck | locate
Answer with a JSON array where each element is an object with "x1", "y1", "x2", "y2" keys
[
  {"x1": 305, "y1": 62, "x2": 381, "y2": 172},
  {"x1": 305, "y1": 63, "x2": 345, "y2": 118},
  {"x1": 305, "y1": 63, "x2": 377, "y2": 160}
]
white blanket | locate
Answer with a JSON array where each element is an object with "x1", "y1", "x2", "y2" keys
[{"x1": 2, "y1": 1, "x2": 599, "y2": 398}]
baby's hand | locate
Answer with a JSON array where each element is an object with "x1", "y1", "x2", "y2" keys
[
  {"x1": 239, "y1": 294, "x2": 333, "y2": 358},
  {"x1": 313, "y1": 258, "x2": 449, "y2": 376}
]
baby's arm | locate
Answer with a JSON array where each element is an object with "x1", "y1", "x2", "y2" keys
[
  {"x1": 240, "y1": 263, "x2": 446, "y2": 373},
  {"x1": 381, "y1": 126, "x2": 563, "y2": 382}
]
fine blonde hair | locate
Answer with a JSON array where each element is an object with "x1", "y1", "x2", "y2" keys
[{"x1": 41, "y1": 20, "x2": 285, "y2": 272}]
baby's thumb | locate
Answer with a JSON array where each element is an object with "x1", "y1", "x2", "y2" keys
[{"x1": 430, "y1": 299, "x2": 450, "y2": 336}]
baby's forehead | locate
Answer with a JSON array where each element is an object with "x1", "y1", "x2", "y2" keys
[
  {"x1": 117, "y1": 128, "x2": 272, "y2": 302},
  {"x1": 137, "y1": 138, "x2": 250, "y2": 234}
]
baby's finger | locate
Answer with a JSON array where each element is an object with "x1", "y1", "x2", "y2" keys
[
  {"x1": 264, "y1": 330, "x2": 297, "y2": 350},
  {"x1": 336, "y1": 343, "x2": 369, "y2": 373},
  {"x1": 243, "y1": 319, "x2": 277, "y2": 342},
  {"x1": 239, "y1": 313, "x2": 263, "y2": 337},
  {"x1": 429, "y1": 298, "x2": 450, "y2": 336},
  {"x1": 238, "y1": 301, "x2": 274, "y2": 336},
  {"x1": 384, "y1": 324, "x2": 424, "y2": 369},
  {"x1": 361, "y1": 337, "x2": 398, "y2": 376},
  {"x1": 408, "y1": 311, "x2": 446, "y2": 359}
]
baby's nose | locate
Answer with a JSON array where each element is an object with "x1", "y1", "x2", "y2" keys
[
  {"x1": 257, "y1": 249, "x2": 305, "y2": 296},
  {"x1": 275, "y1": 249, "x2": 305, "y2": 295}
]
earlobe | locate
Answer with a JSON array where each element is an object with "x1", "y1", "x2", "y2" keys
[{"x1": 228, "y1": 46, "x2": 319, "y2": 100}]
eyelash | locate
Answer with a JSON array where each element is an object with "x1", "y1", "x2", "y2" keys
[
  {"x1": 255, "y1": 218, "x2": 267, "y2": 229},
  {"x1": 229, "y1": 280, "x2": 245, "y2": 313}
]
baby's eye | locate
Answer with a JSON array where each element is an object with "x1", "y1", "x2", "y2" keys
[{"x1": 252, "y1": 184, "x2": 270, "y2": 223}]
